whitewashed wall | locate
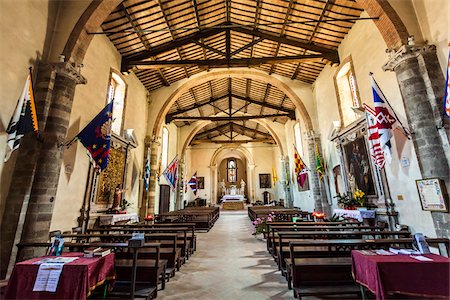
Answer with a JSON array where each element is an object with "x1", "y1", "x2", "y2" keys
[{"x1": 50, "y1": 35, "x2": 148, "y2": 231}]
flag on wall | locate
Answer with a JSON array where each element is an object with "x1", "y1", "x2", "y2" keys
[
  {"x1": 444, "y1": 43, "x2": 450, "y2": 119},
  {"x1": 188, "y1": 172, "x2": 198, "y2": 195},
  {"x1": 293, "y1": 146, "x2": 308, "y2": 188},
  {"x1": 144, "y1": 146, "x2": 151, "y2": 191},
  {"x1": 5, "y1": 71, "x2": 39, "y2": 162},
  {"x1": 77, "y1": 101, "x2": 113, "y2": 172},
  {"x1": 364, "y1": 104, "x2": 385, "y2": 169},
  {"x1": 163, "y1": 156, "x2": 178, "y2": 189},
  {"x1": 315, "y1": 144, "x2": 325, "y2": 181},
  {"x1": 370, "y1": 75, "x2": 398, "y2": 162},
  {"x1": 272, "y1": 167, "x2": 278, "y2": 185}
]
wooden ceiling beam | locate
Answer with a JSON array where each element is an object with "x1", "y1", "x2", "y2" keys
[
  {"x1": 128, "y1": 55, "x2": 324, "y2": 69},
  {"x1": 157, "y1": 0, "x2": 190, "y2": 79},
  {"x1": 231, "y1": 122, "x2": 273, "y2": 138},
  {"x1": 231, "y1": 37, "x2": 264, "y2": 57},
  {"x1": 122, "y1": 25, "x2": 226, "y2": 70},
  {"x1": 171, "y1": 114, "x2": 290, "y2": 121},
  {"x1": 119, "y1": 3, "x2": 169, "y2": 87},
  {"x1": 194, "y1": 122, "x2": 231, "y2": 139},
  {"x1": 231, "y1": 94, "x2": 295, "y2": 116},
  {"x1": 191, "y1": 139, "x2": 274, "y2": 145},
  {"x1": 231, "y1": 25, "x2": 339, "y2": 63},
  {"x1": 269, "y1": 0, "x2": 296, "y2": 75},
  {"x1": 165, "y1": 94, "x2": 228, "y2": 122},
  {"x1": 191, "y1": 39, "x2": 226, "y2": 56}
]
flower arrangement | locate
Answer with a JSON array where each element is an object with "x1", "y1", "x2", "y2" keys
[
  {"x1": 312, "y1": 211, "x2": 325, "y2": 220},
  {"x1": 334, "y1": 189, "x2": 367, "y2": 210},
  {"x1": 252, "y1": 212, "x2": 275, "y2": 235}
]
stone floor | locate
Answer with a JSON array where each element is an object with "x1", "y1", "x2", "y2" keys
[{"x1": 158, "y1": 210, "x2": 292, "y2": 299}]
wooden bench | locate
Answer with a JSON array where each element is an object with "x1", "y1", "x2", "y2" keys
[
  {"x1": 285, "y1": 238, "x2": 450, "y2": 294},
  {"x1": 15, "y1": 241, "x2": 166, "y2": 297}
]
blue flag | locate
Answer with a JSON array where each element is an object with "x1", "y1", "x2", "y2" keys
[
  {"x1": 77, "y1": 102, "x2": 113, "y2": 171},
  {"x1": 188, "y1": 172, "x2": 198, "y2": 195},
  {"x1": 163, "y1": 156, "x2": 178, "y2": 189},
  {"x1": 144, "y1": 146, "x2": 151, "y2": 191}
]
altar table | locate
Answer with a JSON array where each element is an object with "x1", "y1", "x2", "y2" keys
[
  {"x1": 222, "y1": 201, "x2": 244, "y2": 210},
  {"x1": 99, "y1": 212, "x2": 139, "y2": 226},
  {"x1": 351, "y1": 250, "x2": 450, "y2": 300},
  {"x1": 4, "y1": 252, "x2": 115, "y2": 299},
  {"x1": 333, "y1": 208, "x2": 375, "y2": 222}
]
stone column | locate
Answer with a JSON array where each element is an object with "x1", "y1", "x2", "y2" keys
[
  {"x1": 210, "y1": 164, "x2": 217, "y2": 204},
  {"x1": 383, "y1": 43, "x2": 450, "y2": 238},
  {"x1": 19, "y1": 62, "x2": 86, "y2": 259},
  {"x1": 0, "y1": 64, "x2": 59, "y2": 278},
  {"x1": 307, "y1": 134, "x2": 324, "y2": 212},
  {"x1": 281, "y1": 156, "x2": 293, "y2": 208},
  {"x1": 146, "y1": 138, "x2": 160, "y2": 215},
  {"x1": 248, "y1": 164, "x2": 256, "y2": 203}
]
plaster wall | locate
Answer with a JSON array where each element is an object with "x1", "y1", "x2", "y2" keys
[
  {"x1": 0, "y1": 0, "x2": 51, "y2": 221},
  {"x1": 411, "y1": 0, "x2": 449, "y2": 72},
  {"x1": 313, "y1": 12, "x2": 437, "y2": 236},
  {"x1": 153, "y1": 122, "x2": 179, "y2": 213},
  {"x1": 184, "y1": 143, "x2": 282, "y2": 204},
  {"x1": 50, "y1": 34, "x2": 148, "y2": 231}
]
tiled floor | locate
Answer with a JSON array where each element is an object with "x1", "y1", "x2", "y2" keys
[{"x1": 158, "y1": 210, "x2": 292, "y2": 299}]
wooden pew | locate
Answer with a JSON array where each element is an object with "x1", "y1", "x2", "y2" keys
[
  {"x1": 266, "y1": 223, "x2": 377, "y2": 254},
  {"x1": 106, "y1": 223, "x2": 197, "y2": 256},
  {"x1": 286, "y1": 238, "x2": 450, "y2": 297},
  {"x1": 156, "y1": 207, "x2": 220, "y2": 231},
  {"x1": 15, "y1": 241, "x2": 166, "y2": 297},
  {"x1": 274, "y1": 230, "x2": 412, "y2": 277},
  {"x1": 86, "y1": 227, "x2": 191, "y2": 263}
]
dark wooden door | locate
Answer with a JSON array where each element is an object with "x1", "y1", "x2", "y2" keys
[{"x1": 159, "y1": 184, "x2": 170, "y2": 213}]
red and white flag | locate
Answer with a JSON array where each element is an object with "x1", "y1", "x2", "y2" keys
[
  {"x1": 293, "y1": 146, "x2": 308, "y2": 188},
  {"x1": 371, "y1": 76, "x2": 399, "y2": 163},
  {"x1": 444, "y1": 43, "x2": 450, "y2": 119},
  {"x1": 364, "y1": 104, "x2": 385, "y2": 169}
]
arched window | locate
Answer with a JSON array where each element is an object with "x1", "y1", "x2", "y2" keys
[
  {"x1": 294, "y1": 122, "x2": 303, "y2": 156},
  {"x1": 227, "y1": 158, "x2": 237, "y2": 182},
  {"x1": 335, "y1": 59, "x2": 361, "y2": 127},
  {"x1": 161, "y1": 127, "x2": 169, "y2": 169},
  {"x1": 106, "y1": 70, "x2": 127, "y2": 135}
]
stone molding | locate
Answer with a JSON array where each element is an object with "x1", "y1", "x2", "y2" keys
[
  {"x1": 383, "y1": 43, "x2": 437, "y2": 72},
  {"x1": 48, "y1": 62, "x2": 87, "y2": 84}
]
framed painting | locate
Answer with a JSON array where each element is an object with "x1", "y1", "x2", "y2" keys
[
  {"x1": 198, "y1": 177, "x2": 205, "y2": 189},
  {"x1": 259, "y1": 174, "x2": 271, "y2": 189},
  {"x1": 342, "y1": 136, "x2": 376, "y2": 196},
  {"x1": 416, "y1": 178, "x2": 448, "y2": 212}
]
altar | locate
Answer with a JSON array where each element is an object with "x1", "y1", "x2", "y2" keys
[{"x1": 220, "y1": 182, "x2": 245, "y2": 210}]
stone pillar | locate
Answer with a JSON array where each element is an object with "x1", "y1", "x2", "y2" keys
[
  {"x1": 1, "y1": 64, "x2": 58, "y2": 278},
  {"x1": 210, "y1": 164, "x2": 217, "y2": 204},
  {"x1": 383, "y1": 43, "x2": 450, "y2": 238},
  {"x1": 281, "y1": 156, "x2": 293, "y2": 208},
  {"x1": 20, "y1": 62, "x2": 86, "y2": 259},
  {"x1": 307, "y1": 134, "x2": 323, "y2": 212},
  {"x1": 146, "y1": 139, "x2": 160, "y2": 214},
  {"x1": 248, "y1": 164, "x2": 256, "y2": 203},
  {"x1": 176, "y1": 158, "x2": 185, "y2": 209}
]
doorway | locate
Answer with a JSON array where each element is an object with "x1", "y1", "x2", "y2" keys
[{"x1": 159, "y1": 184, "x2": 170, "y2": 213}]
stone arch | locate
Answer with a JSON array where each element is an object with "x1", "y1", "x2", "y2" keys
[
  {"x1": 355, "y1": 0, "x2": 409, "y2": 49},
  {"x1": 151, "y1": 68, "x2": 314, "y2": 138},
  {"x1": 178, "y1": 119, "x2": 285, "y2": 159}
]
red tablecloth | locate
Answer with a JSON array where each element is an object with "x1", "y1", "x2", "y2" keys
[
  {"x1": 351, "y1": 250, "x2": 450, "y2": 300},
  {"x1": 4, "y1": 252, "x2": 115, "y2": 300}
]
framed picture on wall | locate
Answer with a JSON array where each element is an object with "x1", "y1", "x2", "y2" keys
[
  {"x1": 416, "y1": 178, "x2": 448, "y2": 212},
  {"x1": 342, "y1": 135, "x2": 377, "y2": 196},
  {"x1": 259, "y1": 174, "x2": 271, "y2": 189},
  {"x1": 198, "y1": 177, "x2": 205, "y2": 189}
]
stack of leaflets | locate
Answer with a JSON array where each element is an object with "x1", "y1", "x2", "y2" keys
[
  {"x1": 83, "y1": 247, "x2": 111, "y2": 258},
  {"x1": 389, "y1": 247, "x2": 420, "y2": 255}
]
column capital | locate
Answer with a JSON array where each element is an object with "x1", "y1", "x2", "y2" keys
[
  {"x1": 45, "y1": 62, "x2": 87, "y2": 84},
  {"x1": 383, "y1": 43, "x2": 436, "y2": 72},
  {"x1": 248, "y1": 164, "x2": 256, "y2": 169}
]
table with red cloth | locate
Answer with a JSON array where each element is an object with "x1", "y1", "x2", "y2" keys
[
  {"x1": 4, "y1": 252, "x2": 115, "y2": 300},
  {"x1": 351, "y1": 250, "x2": 450, "y2": 300}
]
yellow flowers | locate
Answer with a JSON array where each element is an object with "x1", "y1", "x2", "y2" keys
[{"x1": 354, "y1": 189, "x2": 365, "y2": 199}]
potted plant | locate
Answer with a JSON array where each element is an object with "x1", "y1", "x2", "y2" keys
[
  {"x1": 251, "y1": 212, "x2": 275, "y2": 239},
  {"x1": 335, "y1": 190, "x2": 367, "y2": 210}
]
